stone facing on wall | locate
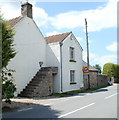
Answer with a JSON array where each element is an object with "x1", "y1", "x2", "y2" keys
[
  {"x1": 97, "y1": 75, "x2": 109, "y2": 87},
  {"x1": 90, "y1": 72, "x2": 98, "y2": 88},
  {"x1": 83, "y1": 72, "x2": 109, "y2": 89},
  {"x1": 18, "y1": 67, "x2": 58, "y2": 98}
]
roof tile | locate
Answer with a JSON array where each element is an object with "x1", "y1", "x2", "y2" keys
[
  {"x1": 45, "y1": 32, "x2": 71, "y2": 43},
  {"x1": 6, "y1": 16, "x2": 23, "y2": 27}
]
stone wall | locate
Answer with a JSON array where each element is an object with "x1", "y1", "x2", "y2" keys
[
  {"x1": 111, "y1": 77, "x2": 119, "y2": 83},
  {"x1": 83, "y1": 72, "x2": 98, "y2": 89},
  {"x1": 83, "y1": 75, "x2": 89, "y2": 89},
  {"x1": 19, "y1": 67, "x2": 58, "y2": 98},
  {"x1": 97, "y1": 75, "x2": 109, "y2": 87},
  {"x1": 83, "y1": 72, "x2": 109, "y2": 89},
  {"x1": 33, "y1": 70, "x2": 53, "y2": 97},
  {"x1": 89, "y1": 72, "x2": 98, "y2": 88}
]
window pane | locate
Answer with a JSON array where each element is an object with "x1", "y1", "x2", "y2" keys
[
  {"x1": 70, "y1": 47, "x2": 74, "y2": 60},
  {"x1": 70, "y1": 70, "x2": 75, "y2": 82}
]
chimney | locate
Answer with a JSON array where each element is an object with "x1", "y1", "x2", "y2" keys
[{"x1": 21, "y1": 2, "x2": 33, "y2": 18}]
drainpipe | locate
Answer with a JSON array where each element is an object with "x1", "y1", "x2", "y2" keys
[{"x1": 60, "y1": 41, "x2": 63, "y2": 93}]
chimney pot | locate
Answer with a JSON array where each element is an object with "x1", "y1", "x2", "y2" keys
[{"x1": 21, "y1": 2, "x2": 33, "y2": 18}]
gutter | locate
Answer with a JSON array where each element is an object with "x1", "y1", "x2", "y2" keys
[{"x1": 59, "y1": 41, "x2": 63, "y2": 93}]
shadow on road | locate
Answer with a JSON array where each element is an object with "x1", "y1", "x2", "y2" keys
[
  {"x1": 70, "y1": 88, "x2": 108, "y2": 97},
  {"x1": 88, "y1": 88, "x2": 108, "y2": 93},
  {"x1": 2, "y1": 101, "x2": 61, "y2": 119}
]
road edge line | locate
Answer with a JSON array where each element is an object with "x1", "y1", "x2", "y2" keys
[
  {"x1": 18, "y1": 107, "x2": 33, "y2": 112},
  {"x1": 58, "y1": 102, "x2": 95, "y2": 118}
]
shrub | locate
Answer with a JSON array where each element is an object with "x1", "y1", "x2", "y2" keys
[{"x1": 2, "y1": 68, "x2": 16, "y2": 104}]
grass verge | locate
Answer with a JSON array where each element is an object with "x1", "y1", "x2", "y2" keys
[{"x1": 51, "y1": 85, "x2": 109, "y2": 97}]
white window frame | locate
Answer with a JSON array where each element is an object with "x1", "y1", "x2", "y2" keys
[
  {"x1": 70, "y1": 70, "x2": 75, "y2": 83},
  {"x1": 70, "y1": 47, "x2": 75, "y2": 60}
]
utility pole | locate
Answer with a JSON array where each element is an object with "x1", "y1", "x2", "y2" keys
[{"x1": 85, "y1": 18, "x2": 90, "y2": 89}]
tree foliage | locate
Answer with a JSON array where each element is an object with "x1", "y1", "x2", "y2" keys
[
  {"x1": 2, "y1": 69, "x2": 16, "y2": 104},
  {"x1": 93, "y1": 64, "x2": 101, "y2": 73},
  {"x1": 102, "y1": 63, "x2": 119, "y2": 79},
  {"x1": 2, "y1": 18, "x2": 16, "y2": 68},
  {"x1": 1, "y1": 16, "x2": 16, "y2": 104}
]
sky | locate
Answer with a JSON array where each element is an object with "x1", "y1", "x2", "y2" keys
[{"x1": 0, "y1": 0, "x2": 118, "y2": 69}]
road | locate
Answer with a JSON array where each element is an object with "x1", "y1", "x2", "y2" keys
[{"x1": 2, "y1": 84, "x2": 118, "y2": 119}]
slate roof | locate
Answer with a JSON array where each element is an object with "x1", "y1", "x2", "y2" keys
[
  {"x1": 6, "y1": 16, "x2": 23, "y2": 27},
  {"x1": 45, "y1": 32, "x2": 71, "y2": 43}
]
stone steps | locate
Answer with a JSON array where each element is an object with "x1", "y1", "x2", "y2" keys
[{"x1": 18, "y1": 67, "x2": 58, "y2": 98}]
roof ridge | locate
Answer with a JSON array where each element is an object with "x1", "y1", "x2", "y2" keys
[
  {"x1": 45, "y1": 31, "x2": 71, "y2": 44},
  {"x1": 45, "y1": 31, "x2": 71, "y2": 38},
  {"x1": 6, "y1": 16, "x2": 22, "y2": 22},
  {"x1": 6, "y1": 16, "x2": 23, "y2": 27}
]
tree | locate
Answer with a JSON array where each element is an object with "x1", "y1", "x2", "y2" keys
[
  {"x1": 93, "y1": 64, "x2": 101, "y2": 74},
  {"x1": 2, "y1": 18, "x2": 16, "y2": 68},
  {"x1": 113, "y1": 64, "x2": 119, "y2": 79},
  {"x1": 102, "y1": 63, "x2": 119, "y2": 79},
  {"x1": 2, "y1": 68, "x2": 16, "y2": 103},
  {"x1": 102, "y1": 63, "x2": 114, "y2": 78},
  {"x1": 1, "y1": 16, "x2": 16, "y2": 104}
]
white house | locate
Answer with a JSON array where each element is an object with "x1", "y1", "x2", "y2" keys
[
  {"x1": 7, "y1": 2, "x2": 47, "y2": 95},
  {"x1": 6, "y1": 2, "x2": 84, "y2": 97},
  {"x1": 45, "y1": 32, "x2": 84, "y2": 93}
]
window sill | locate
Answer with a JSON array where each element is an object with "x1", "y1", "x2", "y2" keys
[
  {"x1": 70, "y1": 82, "x2": 77, "y2": 85},
  {"x1": 69, "y1": 60, "x2": 76, "y2": 62}
]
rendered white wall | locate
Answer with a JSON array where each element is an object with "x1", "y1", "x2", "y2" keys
[
  {"x1": 8, "y1": 17, "x2": 47, "y2": 95},
  {"x1": 46, "y1": 43, "x2": 61, "y2": 93},
  {"x1": 46, "y1": 33, "x2": 83, "y2": 93},
  {"x1": 61, "y1": 33, "x2": 83, "y2": 92}
]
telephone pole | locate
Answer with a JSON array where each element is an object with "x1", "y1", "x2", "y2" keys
[{"x1": 85, "y1": 18, "x2": 90, "y2": 89}]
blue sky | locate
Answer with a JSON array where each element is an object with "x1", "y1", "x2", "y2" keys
[{"x1": 0, "y1": 0, "x2": 118, "y2": 69}]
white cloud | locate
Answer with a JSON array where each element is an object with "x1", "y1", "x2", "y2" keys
[
  {"x1": 1, "y1": 0, "x2": 117, "y2": 31},
  {"x1": 0, "y1": 3, "x2": 21, "y2": 20},
  {"x1": 106, "y1": 42, "x2": 117, "y2": 52},
  {"x1": 1, "y1": 1, "x2": 117, "y2": 67},
  {"x1": 33, "y1": 6, "x2": 49, "y2": 27},
  {"x1": 76, "y1": 36, "x2": 83, "y2": 43},
  {"x1": 97, "y1": 54, "x2": 117, "y2": 68},
  {"x1": 46, "y1": 31, "x2": 61, "y2": 36},
  {"x1": 0, "y1": 2, "x2": 49, "y2": 27},
  {"x1": 50, "y1": 0, "x2": 117, "y2": 32},
  {"x1": 83, "y1": 51, "x2": 117, "y2": 68},
  {"x1": 0, "y1": 0, "x2": 109, "y2": 2},
  {"x1": 83, "y1": 51, "x2": 98, "y2": 64}
]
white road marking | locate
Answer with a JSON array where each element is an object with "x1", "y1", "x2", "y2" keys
[
  {"x1": 58, "y1": 103, "x2": 95, "y2": 118},
  {"x1": 42, "y1": 103, "x2": 53, "y2": 105},
  {"x1": 60, "y1": 99, "x2": 69, "y2": 102},
  {"x1": 18, "y1": 107, "x2": 33, "y2": 112},
  {"x1": 105, "y1": 93, "x2": 118, "y2": 99}
]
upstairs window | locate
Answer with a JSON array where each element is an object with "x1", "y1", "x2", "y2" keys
[{"x1": 70, "y1": 47, "x2": 74, "y2": 60}]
